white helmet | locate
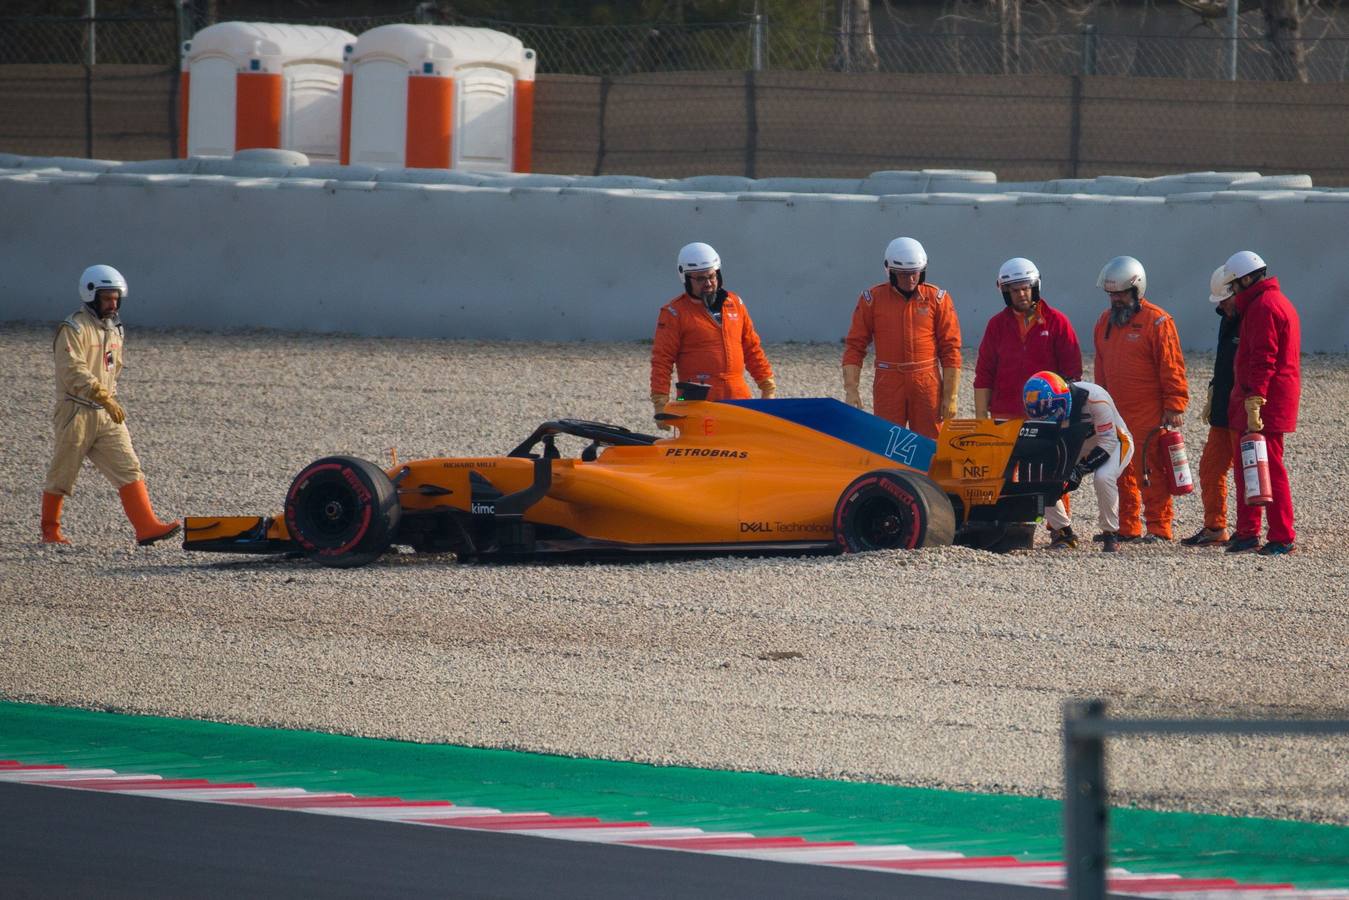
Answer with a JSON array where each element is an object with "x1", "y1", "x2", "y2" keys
[
  {"x1": 996, "y1": 257, "x2": 1040, "y2": 289},
  {"x1": 676, "y1": 242, "x2": 720, "y2": 279},
  {"x1": 79, "y1": 264, "x2": 128, "y2": 306},
  {"x1": 884, "y1": 237, "x2": 927, "y2": 272},
  {"x1": 1225, "y1": 250, "x2": 1267, "y2": 280},
  {"x1": 1098, "y1": 256, "x2": 1146, "y2": 299},
  {"x1": 1208, "y1": 265, "x2": 1236, "y2": 305}
]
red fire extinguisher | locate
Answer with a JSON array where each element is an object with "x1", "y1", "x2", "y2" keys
[
  {"x1": 1142, "y1": 428, "x2": 1194, "y2": 496},
  {"x1": 1240, "y1": 432, "x2": 1274, "y2": 506}
]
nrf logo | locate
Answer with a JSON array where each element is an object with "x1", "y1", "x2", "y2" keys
[{"x1": 471, "y1": 502, "x2": 495, "y2": 515}]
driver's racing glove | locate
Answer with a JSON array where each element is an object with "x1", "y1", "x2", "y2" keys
[{"x1": 1065, "y1": 446, "x2": 1110, "y2": 492}]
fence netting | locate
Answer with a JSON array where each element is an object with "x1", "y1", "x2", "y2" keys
[
  {"x1": 5, "y1": 7, "x2": 1349, "y2": 79},
  {"x1": 2, "y1": 7, "x2": 1348, "y2": 185}
]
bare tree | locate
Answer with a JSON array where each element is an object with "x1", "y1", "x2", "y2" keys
[
  {"x1": 996, "y1": 0, "x2": 1021, "y2": 74},
  {"x1": 833, "y1": 0, "x2": 880, "y2": 72},
  {"x1": 1260, "y1": 0, "x2": 1311, "y2": 81}
]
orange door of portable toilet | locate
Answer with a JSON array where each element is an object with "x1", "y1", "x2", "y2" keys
[
  {"x1": 181, "y1": 22, "x2": 353, "y2": 160},
  {"x1": 343, "y1": 24, "x2": 536, "y2": 172}
]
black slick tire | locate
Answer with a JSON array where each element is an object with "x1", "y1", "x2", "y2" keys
[
  {"x1": 833, "y1": 469, "x2": 956, "y2": 553},
  {"x1": 284, "y1": 456, "x2": 401, "y2": 569}
]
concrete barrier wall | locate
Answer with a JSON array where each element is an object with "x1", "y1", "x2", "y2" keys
[{"x1": 1, "y1": 155, "x2": 1345, "y2": 353}]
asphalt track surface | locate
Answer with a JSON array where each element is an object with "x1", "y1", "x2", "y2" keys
[{"x1": 0, "y1": 781, "x2": 1073, "y2": 900}]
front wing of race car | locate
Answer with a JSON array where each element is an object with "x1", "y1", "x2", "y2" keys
[{"x1": 183, "y1": 515, "x2": 295, "y2": 554}]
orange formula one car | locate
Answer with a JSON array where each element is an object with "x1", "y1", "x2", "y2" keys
[{"x1": 184, "y1": 384, "x2": 1092, "y2": 568}]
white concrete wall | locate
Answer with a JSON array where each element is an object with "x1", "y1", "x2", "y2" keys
[{"x1": 1, "y1": 153, "x2": 1345, "y2": 353}]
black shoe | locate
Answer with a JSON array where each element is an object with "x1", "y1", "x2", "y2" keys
[
  {"x1": 1257, "y1": 541, "x2": 1296, "y2": 556},
  {"x1": 1048, "y1": 527, "x2": 1079, "y2": 550},
  {"x1": 1100, "y1": 533, "x2": 1120, "y2": 553},
  {"x1": 1094, "y1": 532, "x2": 1139, "y2": 543},
  {"x1": 1225, "y1": 535, "x2": 1261, "y2": 554},
  {"x1": 1137, "y1": 533, "x2": 1172, "y2": 544},
  {"x1": 1181, "y1": 527, "x2": 1230, "y2": 546}
]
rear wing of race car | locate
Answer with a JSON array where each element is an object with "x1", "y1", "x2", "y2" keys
[{"x1": 931, "y1": 389, "x2": 1092, "y2": 531}]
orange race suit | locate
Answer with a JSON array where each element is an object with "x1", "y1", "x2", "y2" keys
[
  {"x1": 650, "y1": 291, "x2": 774, "y2": 401},
  {"x1": 842, "y1": 281, "x2": 962, "y2": 439},
  {"x1": 1092, "y1": 297, "x2": 1188, "y2": 539}
]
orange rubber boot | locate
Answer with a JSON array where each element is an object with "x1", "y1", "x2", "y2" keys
[
  {"x1": 41, "y1": 492, "x2": 72, "y2": 545},
  {"x1": 118, "y1": 480, "x2": 181, "y2": 546}
]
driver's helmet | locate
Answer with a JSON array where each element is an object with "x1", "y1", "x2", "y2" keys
[{"x1": 1023, "y1": 370, "x2": 1072, "y2": 423}]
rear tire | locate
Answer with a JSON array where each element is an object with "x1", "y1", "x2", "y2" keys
[
  {"x1": 284, "y1": 456, "x2": 401, "y2": 568},
  {"x1": 833, "y1": 469, "x2": 956, "y2": 553}
]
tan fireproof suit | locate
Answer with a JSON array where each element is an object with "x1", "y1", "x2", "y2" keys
[{"x1": 43, "y1": 307, "x2": 145, "y2": 495}]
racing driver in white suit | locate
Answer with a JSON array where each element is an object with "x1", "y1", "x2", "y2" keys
[{"x1": 1024, "y1": 370, "x2": 1134, "y2": 553}]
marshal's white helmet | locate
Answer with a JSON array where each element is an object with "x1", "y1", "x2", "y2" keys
[
  {"x1": 1098, "y1": 256, "x2": 1146, "y2": 299},
  {"x1": 884, "y1": 237, "x2": 927, "y2": 272},
  {"x1": 1225, "y1": 250, "x2": 1267, "y2": 280},
  {"x1": 996, "y1": 257, "x2": 1040, "y2": 290},
  {"x1": 79, "y1": 264, "x2": 128, "y2": 305},
  {"x1": 676, "y1": 242, "x2": 720, "y2": 279},
  {"x1": 1209, "y1": 265, "x2": 1236, "y2": 305}
]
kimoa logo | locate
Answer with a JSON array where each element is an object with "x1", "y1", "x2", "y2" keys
[
  {"x1": 949, "y1": 433, "x2": 1009, "y2": 450},
  {"x1": 471, "y1": 502, "x2": 495, "y2": 515}
]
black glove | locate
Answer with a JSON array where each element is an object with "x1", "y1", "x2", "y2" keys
[
  {"x1": 1079, "y1": 446, "x2": 1110, "y2": 472},
  {"x1": 1065, "y1": 447, "x2": 1110, "y2": 493},
  {"x1": 1065, "y1": 465, "x2": 1086, "y2": 493}
]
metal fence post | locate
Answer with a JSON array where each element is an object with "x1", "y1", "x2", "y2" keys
[
  {"x1": 1063, "y1": 699, "x2": 1108, "y2": 900},
  {"x1": 1080, "y1": 24, "x2": 1097, "y2": 77},
  {"x1": 84, "y1": 0, "x2": 96, "y2": 159},
  {"x1": 1227, "y1": 0, "x2": 1240, "y2": 80},
  {"x1": 751, "y1": 12, "x2": 764, "y2": 72},
  {"x1": 745, "y1": 69, "x2": 758, "y2": 179},
  {"x1": 593, "y1": 75, "x2": 610, "y2": 176}
]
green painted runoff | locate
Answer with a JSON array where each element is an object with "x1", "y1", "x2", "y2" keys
[{"x1": 1, "y1": 702, "x2": 1344, "y2": 888}]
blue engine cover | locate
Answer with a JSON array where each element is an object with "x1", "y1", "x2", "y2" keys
[{"x1": 723, "y1": 398, "x2": 936, "y2": 472}]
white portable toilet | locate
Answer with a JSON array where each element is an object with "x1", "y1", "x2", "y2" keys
[
  {"x1": 179, "y1": 22, "x2": 355, "y2": 161},
  {"x1": 341, "y1": 24, "x2": 536, "y2": 172}
]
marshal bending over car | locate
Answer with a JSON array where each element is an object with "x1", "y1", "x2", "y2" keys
[{"x1": 183, "y1": 384, "x2": 1092, "y2": 568}]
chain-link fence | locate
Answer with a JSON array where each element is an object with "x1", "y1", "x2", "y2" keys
[
  {"x1": 531, "y1": 70, "x2": 1349, "y2": 185},
  {"x1": 3, "y1": 7, "x2": 1349, "y2": 183},
  {"x1": 4, "y1": 8, "x2": 1348, "y2": 81},
  {"x1": 448, "y1": 15, "x2": 1349, "y2": 83},
  {"x1": 0, "y1": 14, "x2": 177, "y2": 66}
]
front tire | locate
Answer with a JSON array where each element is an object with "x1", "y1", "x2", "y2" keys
[
  {"x1": 284, "y1": 456, "x2": 401, "y2": 568},
  {"x1": 833, "y1": 469, "x2": 955, "y2": 553}
]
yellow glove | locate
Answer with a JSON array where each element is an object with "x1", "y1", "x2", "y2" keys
[
  {"x1": 1200, "y1": 387, "x2": 1213, "y2": 426},
  {"x1": 842, "y1": 364, "x2": 863, "y2": 409},
  {"x1": 757, "y1": 377, "x2": 777, "y2": 400},
  {"x1": 940, "y1": 368, "x2": 961, "y2": 422},
  {"x1": 651, "y1": 393, "x2": 672, "y2": 432},
  {"x1": 1244, "y1": 395, "x2": 1266, "y2": 432},
  {"x1": 89, "y1": 383, "x2": 126, "y2": 424}
]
